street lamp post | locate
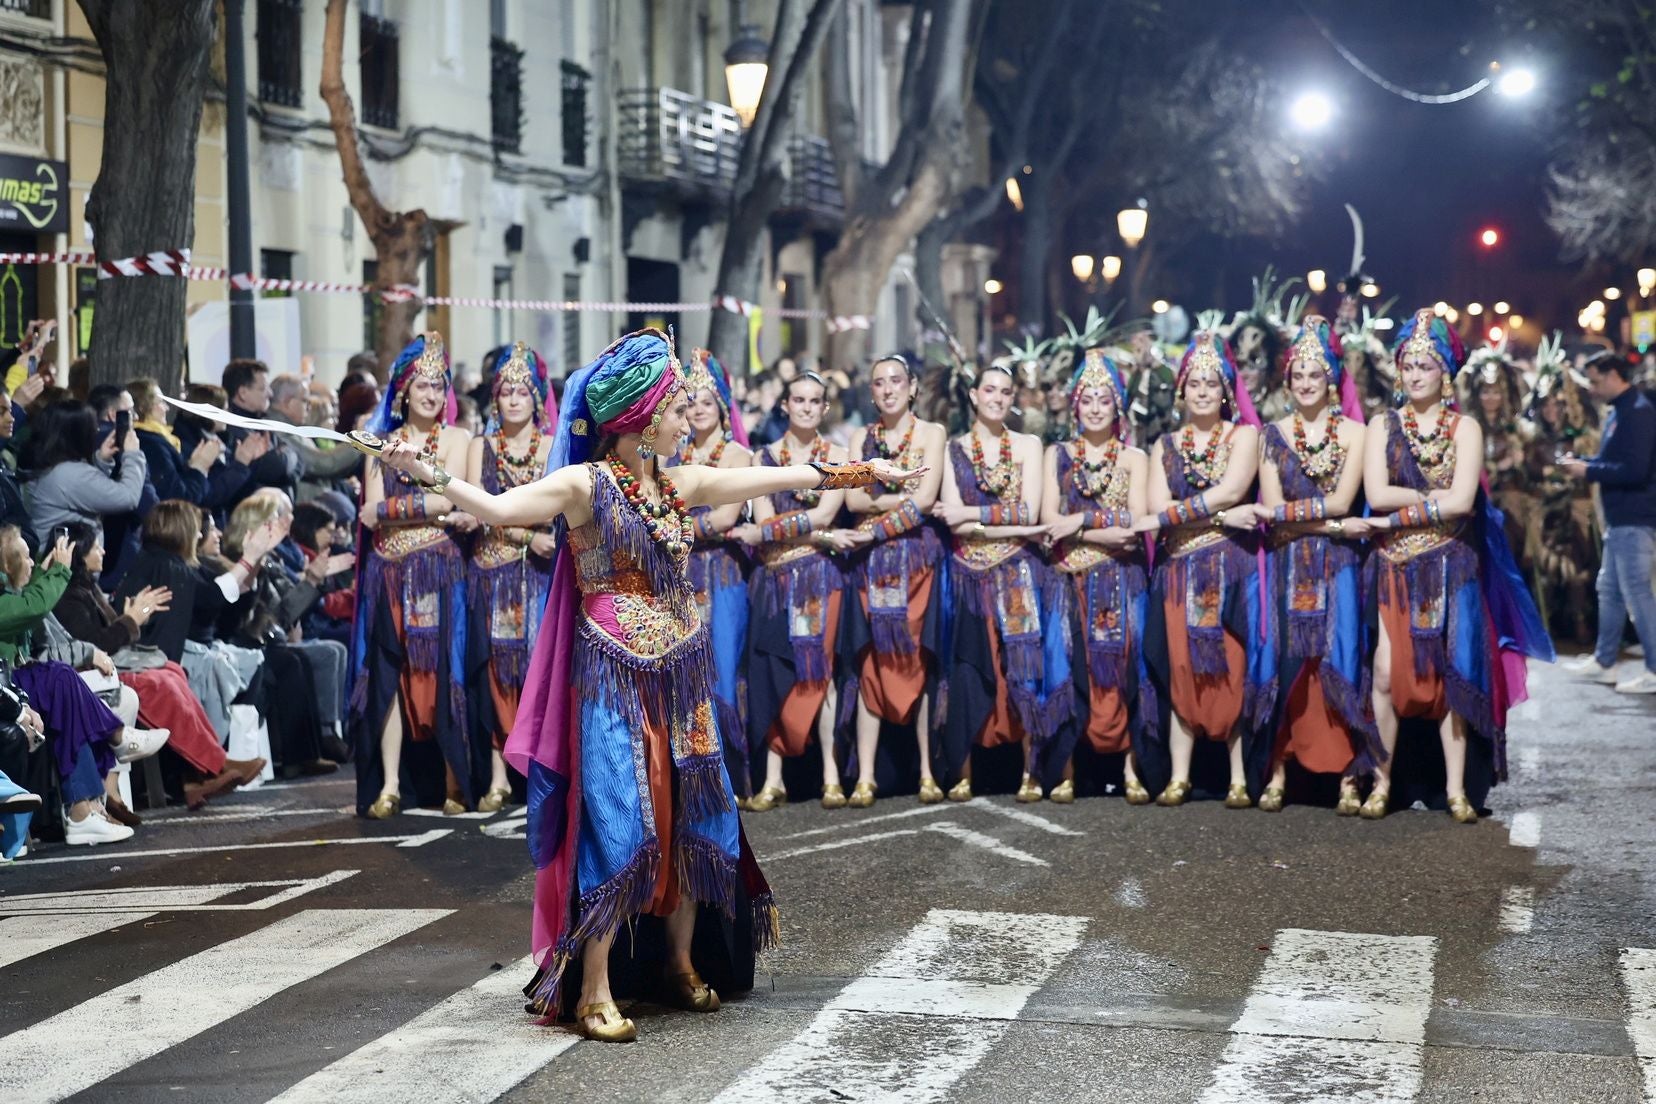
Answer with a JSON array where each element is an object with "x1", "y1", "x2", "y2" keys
[
  {"x1": 1117, "y1": 207, "x2": 1148, "y2": 250},
  {"x1": 724, "y1": 23, "x2": 770, "y2": 128}
]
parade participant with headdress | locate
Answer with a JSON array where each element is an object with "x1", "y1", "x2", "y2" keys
[
  {"x1": 1125, "y1": 326, "x2": 1179, "y2": 449},
  {"x1": 839, "y1": 353, "x2": 949, "y2": 807},
  {"x1": 732, "y1": 371, "x2": 856, "y2": 812},
  {"x1": 675, "y1": 349, "x2": 754, "y2": 803},
  {"x1": 1360, "y1": 309, "x2": 1552, "y2": 822},
  {"x1": 1240, "y1": 315, "x2": 1383, "y2": 814},
  {"x1": 1133, "y1": 331, "x2": 1271, "y2": 808},
  {"x1": 377, "y1": 327, "x2": 918, "y2": 1042},
  {"x1": 1228, "y1": 269, "x2": 1302, "y2": 426},
  {"x1": 1039, "y1": 348, "x2": 1152, "y2": 803},
  {"x1": 353, "y1": 331, "x2": 481, "y2": 819},
  {"x1": 1338, "y1": 304, "x2": 1400, "y2": 423},
  {"x1": 1459, "y1": 341, "x2": 1534, "y2": 561},
  {"x1": 464, "y1": 341, "x2": 558, "y2": 813},
  {"x1": 931, "y1": 363, "x2": 1059, "y2": 802},
  {"x1": 1522, "y1": 333, "x2": 1600, "y2": 644}
]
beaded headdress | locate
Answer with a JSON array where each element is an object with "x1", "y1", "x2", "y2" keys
[
  {"x1": 1287, "y1": 314, "x2": 1342, "y2": 386},
  {"x1": 1176, "y1": 331, "x2": 1238, "y2": 399},
  {"x1": 1394, "y1": 308, "x2": 1466, "y2": 377},
  {"x1": 487, "y1": 340, "x2": 557, "y2": 431},
  {"x1": 366, "y1": 330, "x2": 456, "y2": 435},
  {"x1": 1070, "y1": 348, "x2": 1128, "y2": 438}
]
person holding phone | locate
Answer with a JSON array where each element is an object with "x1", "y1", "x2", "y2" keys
[{"x1": 21, "y1": 400, "x2": 148, "y2": 554}]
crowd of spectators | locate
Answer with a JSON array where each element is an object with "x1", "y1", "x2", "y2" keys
[{"x1": 0, "y1": 323, "x2": 365, "y2": 859}]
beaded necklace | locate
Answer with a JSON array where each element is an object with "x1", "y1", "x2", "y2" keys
[
  {"x1": 391, "y1": 421, "x2": 444, "y2": 488},
  {"x1": 1401, "y1": 404, "x2": 1454, "y2": 473},
  {"x1": 1069, "y1": 436, "x2": 1122, "y2": 499},
  {"x1": 1291, "y1": 411, "x2": 1345, "y2": 483},
  {"x1": 1177, "y1": 422, "x2": 1228, "y2": 489},
  {"x1": 970, "y1": 428, "x2": 1016, "y2": 497},
  {"x1": 688, "y1": 434, "x2": 727, "y2": 467},
  {"x1": 778, "y1": 433, "x2": 830, "y2": 507},
  {"x1": 872, "y1": 414, "x2": 916, "y2": 494},
  {"x1": 491, "y1": 423, "x2": 543, "y2": 488},
  {"x1": 606, "y1": 456, "x2": 694, "y2": 559}
]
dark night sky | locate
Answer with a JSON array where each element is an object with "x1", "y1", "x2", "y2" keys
[{"x1": 1203, "y1": 0, "x2": 1599, "y2": 338}]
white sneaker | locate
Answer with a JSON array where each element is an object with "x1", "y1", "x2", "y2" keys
[
  {"x1": 115, "y1": 728, "x2": 171, "y2": 763},
  {"x1": 1562, "y1": 655, "x2": 1620, "y2": 684},
  {"x1": 1615, "y1": 671, "x2": 1656, "y2": 695},
  {"x1": 64, "y1": 812, "x2": 135, "y2": 846}
]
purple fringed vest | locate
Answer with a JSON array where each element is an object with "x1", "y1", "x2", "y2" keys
[
  {"x1": 1154, "y1": 430, "x2": 1254, "y2": 678},
  {"x1": 752, "y1": 447, "x2": 841, "y2": 682},
  {"x1": 362, "y1": 463, "x2": 467, "y2": 676},
  {"x1": 1052, "y1": 444, "x2": 1147, "y2": 692},
  {"x1": 854, "y1": 426, "x2": 942, "y2": 657},
  {"x1": 1263, "y1": 423, "x2": 1360, "y2": 660},
  {"x1": 469, "y1": 438, "x2": 552, "y2": 691}
]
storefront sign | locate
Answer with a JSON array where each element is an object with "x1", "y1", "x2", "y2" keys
[{"x1": 0, "y1": 153, "x2": 68, "y2": 235}]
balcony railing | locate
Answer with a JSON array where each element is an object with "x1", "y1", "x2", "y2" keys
[
  {"x1": 617, "y1": 88, "x2": 844, "y2": 219},
  {"x1": 490, "y1": 36, "x2": 524, "y2": 154},
  {"x1": 561, "y1": 60, "x2": 590, "y2": 168},
  {"x1": 0, "y1": 0, "x2": 51, "y2": 17},
  {"x1": 360, "y1": 13, "x2": 399, "y2": 129},
  {"x1": 256, "y1": 0, "x2": 304, "y2": 108}
]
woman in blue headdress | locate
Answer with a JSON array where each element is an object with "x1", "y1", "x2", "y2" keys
[
  {"x1": 465, "y1": 341, "x2": 558, "y2": 813},
  {"x1": 1241, "y1": 316, "x2": 1384, "y2": 814},
  {"x1": 674, "y1": 349, "x2": 754, "y2": 803},
  {"x1": 1360, "y1": 309, "x2": 1552, "y2": 822},
  {"x1": 353, "y1": 331, "x2": 482, "y2": 819},
  {"x1": 378, "y1": 329, "x2": 920, "y2": 1043}
]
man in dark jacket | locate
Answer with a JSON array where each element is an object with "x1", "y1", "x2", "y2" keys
[
  {"x1": 1563, "y1": 352, "x2": 1656, "y2": 694},
  {"x1": 222, "y1": 359, "x2": 303, "y2": 506}
]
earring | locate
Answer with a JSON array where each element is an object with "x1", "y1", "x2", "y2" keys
[
  {"x1": 638, "y1": 432, "x2": 656, "y2": 460},
  {"x1": 1440, "y1": 374, "x2": 1453, "y2": 402}
]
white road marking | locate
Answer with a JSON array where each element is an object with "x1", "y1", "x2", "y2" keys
[
  {"x1": 1498, "y1": 886, "x2": 1536, "y2": 934},
  {"x1": 775, "y1": 801, "x2": 956, "y2": 840},
  {"x1": 1620, "y1": 948, "x2": 1656, "y2": 1103},
  {"x1": 0, "y1": 908, "x2": 450, "y2": 1104},
  {"x1": 140, "y1": 807, "x2": 347, "y2": 826},
  {"x1": 481, "y1": 813, "x2": 529, "y2": 840},
  {"x1": 268, "y1": 954, "x2": 576, "y2": 1103},
  {"x1": 0, "y1": 912, "x2": 155, "y2": 970},
  {"x1": 1513, "y1": 743, "x2": 1541, "y2": 778},
  {"x1": 714, "y1": 909, "x2": 1087, "y2": 1104},
  {"x1": 964, "y1": 797, "x2": 1086, "y2": 837},
  {"x1": 0, "y1": 871, "x2": 358, "y2": 914},
  {"x1": 924, "y1": 822, "x2": 1049, "y2": 867},
  {"x1": 766, "y1": 826, "x2": 928, "y2": 861},
  {"x1": 1113, "y1": 877, "x2": 1147, "y2": 909},
  {"x1": 20, "y1": 830, "x2": 453, "y2": 866},
  {"x1": 404, "y1": 807, "x2": 504, "y2": 821},
  {"x1": 1199, "y1": 928, "x2": 1437, "y2": 1104},
  {"x1": 1508, "y1": 811, "x2": 1541, "y2": 849}
]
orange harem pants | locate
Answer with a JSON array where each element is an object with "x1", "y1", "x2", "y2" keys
[
  {"x1": 1379, "y1": 577, "x2": 1449, "y2": 721},
  {"x1": 1163, "y1": 592, "x2": 1245, "y2": 740},
  {"x1": 765, "y1": 591, "x2": 843, "y2": 756},
  {"x1": 858, "y1": 565, "x2": 934, "y2": 726}
]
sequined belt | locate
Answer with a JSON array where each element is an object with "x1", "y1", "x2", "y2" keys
[
  {"x1": 580, "y1": 592, "x2": 701, "y2": 662},
  {"x1": 474, "y1": 532, "x2": 533, "y2": 570},
  {"x1": 1377, "y1": 520, "x2": 1465, "y2": 565},
  {"x1": 954, "y1": 536, "x2": 1023, "y2": 572},
  {"x1": 1052, "y1": 541, "x2": 1121, "y2": 575},
  {"x1": 1160, "y1": 525, "x2": 1228, "y2": 559},
  {"x1": 759, "y1": 543, "x2": 818, "y2": 569},
  {"x1": 373, "y1": 524, "x2": 450, "y2": 562}
]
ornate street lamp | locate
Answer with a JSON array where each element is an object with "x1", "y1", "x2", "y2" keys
[
  {"x1": 1117, "y1": 207, "x2": 1148, "y2": 249},
  {"x1": 1100, "y1": 255, "x2": 1122, "y2": 284},
  {"x1": 1307, "y1": 269, "x2": 1327, "y2": 293},
  {"x1": 1071, "y1": 254, "x2": 1096, "y2": 282},
  {"x1": 724, "y1": 24, "x2": 770, "y2": 128}
]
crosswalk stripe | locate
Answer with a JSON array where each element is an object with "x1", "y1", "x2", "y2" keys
[
  {"x1": 0, "y1": 913, "x2": 155, "y2": 972},
  {"x1": 713, "y1": 908, "x2": 1087, "y2": 1104},
  {"x1": 268, "y1": 954, "x2": 574, "y2": 1103},
  {"x1": 0, "y1": 908, "x2": 450, "y2": 1104},
  {"x1": 1620, "y1": 948, "x2": 1656, "y2": 1102},
  {"x1": 1199, "y1": 928, "x2": 1437, "y2": 1104}
]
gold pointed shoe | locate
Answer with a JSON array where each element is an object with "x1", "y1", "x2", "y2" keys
[
  {"x1": 848, "y1": 781, "x2": 877, "y2": 809},
  {"x1": 1049, "y1": 779, "x2": 1075, "y2": 805},
  {"x1": 666, "y1": 970, "x2": 721, "y2": 1013},
  {"x1": 918, "y1": 777, "x2": 945, "y2": 805},
  {"x1": 1258, "y1": 786, "x2": 1285, "y2": 813},
  {"x1": 1336, "y1": 784, "x2": 1362, "y2": 817},
  {"x1": 366, "y1": 792, "x2": 401, "y2": 820},
  {"x1": 1155, "y1": 780, "x2": 1191, "y2": 807},
  {"x1": 442, "y1": 798, "x2": 467, "y2": 816},
  {"x1": 747, "y1": 784, "x2": 787, "y2": 812},
  {"x1": 947, "y1": 779, "x2": 973, "y2": 802},
  {"x1": 1015, "y1": 775, "x2": 1043, "y2": 803},
  {"x1": 477, "y1": 787, "x2": 511, "y2": 814},
  {"x1": 1124, "y1": 779, "x2": 1152, "y2": 806},
  {"x1": 573, "y1": 1000, "x2": 637, "y2": 1043},
  {"x1": 821, "y1": 783, "x2": 848, "y2": 810},
  {"x1": 1447, "y1": 794, "x2": 1479, "y2": 824},
  {"x1": 1360, "y1": 788, "x2": 1390, "y2": 821},
  {"x1": 1224, "y1": 783, "x2": 1253, "y2": 809}
]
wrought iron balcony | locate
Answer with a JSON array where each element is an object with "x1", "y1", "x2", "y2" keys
[
  {"x1": 256, "y1": 0, "x2": 303, "y2": 108},
  {"x1": 360, "y1": 13, "x2": 399, "y2": 129},
  {"x1": 490, "y1": 36, "x2": 524, "y2": 154},
  {"x1": 617, "y1": 87, "x2": 843, "y2": 220}
]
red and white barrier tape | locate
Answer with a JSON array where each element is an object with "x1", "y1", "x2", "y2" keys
[{"x1": 826, "y1": 314, "x2": 874, "y2": 333}]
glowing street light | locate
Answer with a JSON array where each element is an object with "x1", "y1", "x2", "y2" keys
[
  {"x1": 1118, "y1": 207, "x2": 1149, "y2": 249},
  {"x1": 1640, "y1": 267, "x2": 1656, "y2": 293},
  {"x1": 1605, "y1": 287, "x2": 1623, "y2": 300},
  {"x1": 1307, "y1": 269, "x2": 1327, "y2": 293},
  {"x1": 1100, "y1": 255, "x2": 1123, "y2": 283},
  {"x1": 1071, "y1": 254, "x2": 1096, "y2": 282},
  {"x1": 1489, "y1": 325, "x2": 1505, "y2": 343},
  {"x1": 1467, "y1": 302, "x2": 1484, "y2": 316},
  {"x1": 1493, "y1": 301, "x2": 1511, "y2": 314},
  {"x1": 723, "y1": 24, "x2": 771, "y2": 128},
  {"x1": 1479, "y1": 227, "x2": 1501, "y2": 248},
  {"x1": 1360, "y1": 281, "x2": 1380, "y2": 298},
  {"x1": 1508, "y1": 314, "x2": 1524, "y2": 329},
  {"x1": 1433, "y1": 301, "x2": 1450, "y2": 317},
  {"x1": 1151, "y1": 299, "x2": 1170, "y2": 314},
  {"x1": 1005, "y1": 178, "x2": 1024, "y2": 213},
  {"x1": 1289, "y1": 90, "x2": 1335, "y2": 131},
  {"x1": 1446, "y1": 307, "x2": 1460, "y2": 323},
  {"x1": 1496, "y1": 67, "x2": 1537, "y2": 97},
  {"x1": 984, "y1": 279, "x2": 1003, "y2": 295}
]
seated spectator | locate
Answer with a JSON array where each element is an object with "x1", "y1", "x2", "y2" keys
[
  {"x1": 21, "y1": 400, "x2": 148, "y2": 547},
  {"x1": 82, "y1": 383, "x2": 157, "y2": 589},
  {"x1": 222, "y1": 359, "x2": 301, "y2": 504},
  {"x1": 56, "y1": 522, "x2": 264, "y2": 808},
  {"x1": 222, "y1": 490, "x2": 350, "y2": 766},
  {"x1": 337, "y1": 380, "x2": 380, "y2": 435},
  {"x1": 171, "y1": 382, "x2": 268, "y2": 520},
  {"x1": 0, "y1": 765, "x2": 40, "y2": 860},
  {"x1": 268, "y1": 373, "x2": 360, "y2": 508},
  {"x1": 0, "y1": 528, "x2": 143, "y2": 846},
  {"x1": 289, "y1": 501, "x2": 355, "y2": 644}
]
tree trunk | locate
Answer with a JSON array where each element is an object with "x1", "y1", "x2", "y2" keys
[
  {"x1": 320, "y1": 0, "x2": 432, "y2": 378},
  {"x1": 708, "y1": 0, "x2": 845, "y2": 379},
  {"x1": 78, "y1": 0, "x2": 216, "y2": 393}
]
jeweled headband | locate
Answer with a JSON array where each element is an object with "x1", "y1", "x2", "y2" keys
[
  {"x1": 1176, "y1": 331, "x2": 1237, "y2": 399},
  {"x1": 409, "y1": 331, "x2": 449, "y2": 384},
  {"x1": 1394, "y1": 307, "x2": 1465, "y2": 377},
  {"x1": 1070, "y1": 348, "x2": 1128, "y2": 438},
  {"x1": 1287, "y1": 314, "x2": 1342, "y2": 385}
]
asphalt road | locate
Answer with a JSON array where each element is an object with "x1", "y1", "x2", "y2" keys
[{"x1": 2, "y1": 660, "x2": 1654, "y2": 1103}]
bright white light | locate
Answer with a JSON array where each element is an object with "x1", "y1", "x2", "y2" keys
[
  {"x1": 984, "y1": 279, "x2": 1003, "y2": 295},
  {"x1": 1360, "y1": 282, "x2": 1380, "y2": 298},
  {"x1": 1433, "y1": 301, "x2": 1450, "y2": 317},
  {"x1": 1489, "y1": 326, "x2": 1505, "y2": 342},
  {"x1": 1605, "y1": 287, "x2": 1623, "y2": 300},
  {"x1": 1496, "y1": 67, "x2": 1537, "y2": 97},
  {"x1": 1005, "y1": 178, "x2": 1024, "y2": 213},
  {"x1": 1151, "y1": 299, "x2": 1170, "y2": 314},
  {"x1": 1100, "y1": 255, "x2": 1123, "y2": 282},
  {"x1": 1467, "y1": 302, "x2": 1484, "y2": 316},
  {"x1": 1307, "y1": 269, "x2": 1327, "y2": 293},
  {"x1": 1071, "y1": 255, "x2": 1095, "y2": 282},
  {"x1": 1508, "y1": 314, "x2": 1524, "y2": 329},
  {"x1": 1590, "y1": 316, "x2": 1607, "y2": 332},
  {"x1": 1640, "y1": 267, "x2": 1656, "y2": 292},
  {"x1": 1587, "y1": 299, "x2": 1606, "y2": 316},
  {"x1": 1493, "y1": 301, "x2": 1511, "y2": 314},
  {"x1": 1446, "y1": 307, "x2": 1460, "y2": 323},
  {"x1": 1373, "y1": 318, "x2": 1395, "y2": 331},
  {"x1": 1289, "y1": 90, "x2": 1335, "y2": 131}
]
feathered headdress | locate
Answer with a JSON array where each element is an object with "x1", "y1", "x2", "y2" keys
[
  {"x1": 1525, "y1": 330, "x2": 1597, "y2": 432},
  {"x1": 1458, "y1": 337, "x2": 1525, "y2": 426},
  {"x1": 486, "y1": 340, "x2": 558, "y2": 433},
  {"x1": 367, "y1": 331, "x2": 457, "y2": 436}
]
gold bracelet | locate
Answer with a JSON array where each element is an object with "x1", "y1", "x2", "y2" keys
[
  {"x1": 1213, "y1": 509, "x2": 1227, "y2": 528},
  {"x1": 1329, "y1": 518, "x2": 1346, "y2": 537},
  {"x1": 971, "y1": 521, "x2": 986, "y2": 538},
  {"x1": 422, "y1": 463, "x2": 453, "y2": 492}
]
